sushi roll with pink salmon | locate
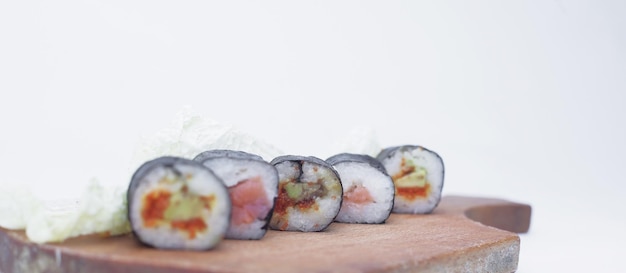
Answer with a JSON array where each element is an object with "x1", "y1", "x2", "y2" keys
[
  {"x1": 377, "y1": 145, "x2": 445, "y2": 214},
  {"x1": 127, "y1": 156, "x2": 231, "y2": 250},
  {"x1": 326, "y1": 153, "x2": 394, "y2": 224},
  {"x1": 194, "y1": 150, "x2": 278, "y2": 240},
  {"x1": 269, "y1": 155, "x2": 343, "y2": 232}
]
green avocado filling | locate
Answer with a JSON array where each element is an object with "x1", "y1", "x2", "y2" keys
[
  {"x1": 163, "y1": 191, "x2": 205, "y2": 221},
  {"x1": 155, "y1": 170, "x2": 207, "y2": 222},
  {"x1": 285, "y1": 182, "x2": 303, "y2": 199},
  {"x1": 283, "y1": 181, "x2": 327, "y2": 202},
  {"x1": 395, "y1": 158, "x2": 428, "y2": 188},
  {"x1": 396, "y1": 168, "x2": 427, "y2": 188}
]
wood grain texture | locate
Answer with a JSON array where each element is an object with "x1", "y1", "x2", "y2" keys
[{"x1": 0, "y1": 196, "x2": 531, "y2": 273}]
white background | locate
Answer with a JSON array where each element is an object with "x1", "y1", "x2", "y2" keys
[{"x1": 1, "y1": 1, "x2": 625, "y2": 272}]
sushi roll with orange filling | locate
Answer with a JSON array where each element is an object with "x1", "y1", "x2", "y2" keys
[
  {"x1": 377, "y1": 145, "x2": 444, "y2": 214},
  {"x1": 326, "y1": 153, "x2": 394, "y2": 224},
  {"x1": 127, "y1": 157, "x2": 231, "y2": 250},
  {"x1": 194, "y1": 150, "x2": 278, "y2": 240},
  {"x1": 269, "y1": 156, "x2": 343, "y2": 232}
]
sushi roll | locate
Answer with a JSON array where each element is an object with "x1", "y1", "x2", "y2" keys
[
  {"x1": 377, "y1": 145, "x2": 444, "y2": 214},
  {"x1": 326, "y1": 153, "x2": 394, "y2": 224},
  {"x1": 269, "y1": 156, "x2": 343, "y2": 232},
  {"x1": 127, "y1": 156, "x2": 231, "y2": 250},
  {"x1": 194, "y1": 150, "x2": 278, "y2": 240}
]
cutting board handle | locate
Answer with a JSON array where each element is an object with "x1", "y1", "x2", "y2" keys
[{"x1": 435, "y1": 195, "x2": 532, "y2": 233}]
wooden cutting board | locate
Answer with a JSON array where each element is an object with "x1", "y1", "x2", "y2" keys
[{"x1": 0, "y1": 196, "x2": 531, "y2": 273}]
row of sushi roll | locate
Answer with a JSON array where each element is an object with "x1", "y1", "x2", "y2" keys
[{"x1": 126, "y1": 145, "x2": 444, "y2": 250}]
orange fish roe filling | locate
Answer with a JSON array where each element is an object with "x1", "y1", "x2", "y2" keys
[
  {"x1": 273, "y1": 186, "x2": 292, "y2": 216},
  {"x1": 141, "y1": 190, "x2": 171, "y2": 227},
  {"x1": 396, "y1": 183, "x2": 431, "y2": 200},
  {"x1": 170, "y1": 218, "x2": 208, "y2": 239}
]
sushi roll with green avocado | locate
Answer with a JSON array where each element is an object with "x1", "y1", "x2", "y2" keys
[
  {"x1": 269, "y1": 156, "x2": 343, "y2": 232},
  {"x1": 194, "y1": 150, "x2": 278, "y2": 240},
  {"x1": 326, "y1": 153, "x2": 394, "y2": 224},
  {"x1": 377, "y1": 145, "x2": 444, "y2": 214},
  {"x1": 127, "y1": 156, "x2": 231, "y2": 250}
]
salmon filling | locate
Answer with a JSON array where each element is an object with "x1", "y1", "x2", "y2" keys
[
  {"x1": 228, "y1": 177, "x2": 272, "y2": 226},
  {"x1": 344, "y1": 183, "x2": 374, "y2": 206}
]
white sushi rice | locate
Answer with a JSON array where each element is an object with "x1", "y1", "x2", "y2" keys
[
  {"x1": 332, "y1": 162, "x2": 394, "y2": 223},
  {"x1": 129, "y1": 164, "x2": 230, "y2": 250},
  {"x1": 381, "y1": 147, "x2": 444, "y2": 214},
  {"x1": 199, "y1": 157, "x2": 278, "y2": 239},
  {"x1": 271, "y1": 161, "x2": 342, "y2": 232}
]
